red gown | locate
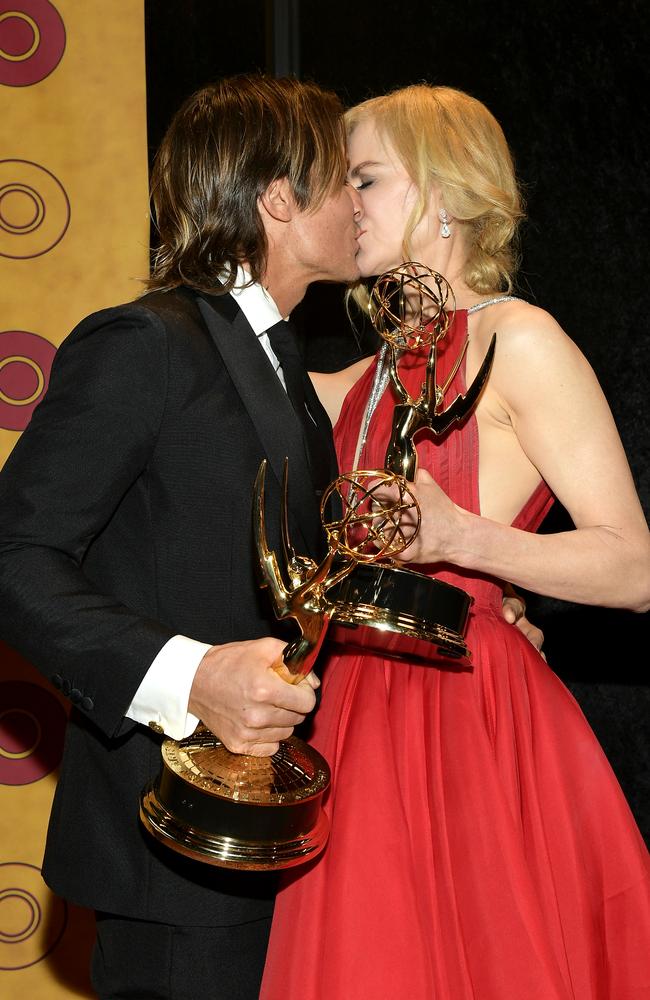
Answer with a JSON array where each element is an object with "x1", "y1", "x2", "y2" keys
[{"x1": 261, "y1": 310, "x2": 650, "y2": 999}]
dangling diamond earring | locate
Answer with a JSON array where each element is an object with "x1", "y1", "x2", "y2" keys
[{"x1": 439, "y1": 208, "x2": 451, "y2": 239}]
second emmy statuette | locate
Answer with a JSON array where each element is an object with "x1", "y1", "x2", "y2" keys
[{"x1": 327, "y1": 263, "x2": 496, "y2": 661}]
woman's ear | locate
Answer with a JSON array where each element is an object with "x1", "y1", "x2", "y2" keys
[{"x1": 258, "y1": 176, "x2": 295, "y2": 223}]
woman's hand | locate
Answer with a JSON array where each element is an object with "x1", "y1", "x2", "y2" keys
[
  {"x1": 373, "y1": 472, "x2": 546, "y2": 653},
  {"x1": 377, "y1": 467, "x2": 462, "y2": 565}
]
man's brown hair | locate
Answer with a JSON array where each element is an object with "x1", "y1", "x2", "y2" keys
[{"x1": 148, "y1": 75, "x2": 346, "y2": 293}]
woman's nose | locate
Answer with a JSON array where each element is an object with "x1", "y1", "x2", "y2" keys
[{"x1": 348, "y1": 184, "x2": 363, "y2": 218}]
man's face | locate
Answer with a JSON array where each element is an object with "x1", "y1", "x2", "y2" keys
[{"x1": 289, "y1": 181, "x2": 362, "y2": 285}]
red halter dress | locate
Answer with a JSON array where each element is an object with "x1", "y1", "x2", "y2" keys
[{"x1": 261, "y1": 308, "x2": 650, "y2": 1000}]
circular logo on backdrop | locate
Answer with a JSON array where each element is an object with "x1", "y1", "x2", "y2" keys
[
  {"x1": 0, "y1": 159, "x2": 70, "y2": 258},
  {"x1": 0, "y1": 680, "x2": 67, "y2": 785},
  {"x1": 0, "y1": 863, "x2": 67, "y2": 969},
  {"x1": 0, "y1": 331, "x2": 56, "y2": 431},
  {"x1": 0, "y1": 1, "x2": 65, "y2": 86}
]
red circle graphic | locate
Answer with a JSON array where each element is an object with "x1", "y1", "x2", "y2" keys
[
  {"x1": 0, "y1": 863, "x2": 67, "y2": 970},
  {"x1": 0, "y1": 680, "x2": 67, "y2": 785},
  {"x1": 0, "y1": 330, "x2": 56, "y2": 431},
  {"x1": 0, "y1": 1, "x2": 65, "y2": 87}
]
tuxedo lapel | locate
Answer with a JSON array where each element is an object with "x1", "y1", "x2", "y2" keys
[{"x1": 196, "y1": 291, "x2": 323, "y2": 554}]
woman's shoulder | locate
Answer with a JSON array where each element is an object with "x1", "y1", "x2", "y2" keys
[
  {"x1": 470, "y1": 299, "x2": 601, "y2": 414},
  {"x1": 471, "y1": 299, "x2": 577, "y2": 363}
]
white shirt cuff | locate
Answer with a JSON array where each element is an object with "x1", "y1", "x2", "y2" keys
[{"x1": 125, "y1": 635, "x2": 211, "y2": 739}]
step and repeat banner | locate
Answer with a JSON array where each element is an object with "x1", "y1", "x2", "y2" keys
[{"x1": 0, "y1": 2, "x2": 149, "y2": 995}]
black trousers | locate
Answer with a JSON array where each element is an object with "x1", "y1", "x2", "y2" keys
[{"x1": 91, "y1": 911, "x2": 272, "y2": 1000}]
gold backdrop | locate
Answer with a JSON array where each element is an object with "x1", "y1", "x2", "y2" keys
[{"x1": 0, "y1": 2, "x2": 149, "y2": 995}]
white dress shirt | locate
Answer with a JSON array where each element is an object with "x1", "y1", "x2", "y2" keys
[{"x1": 126, "y1": 270, "x2": 287, "y2": 738}]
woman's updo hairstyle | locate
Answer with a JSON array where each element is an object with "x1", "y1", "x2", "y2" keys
[{"x1": 345, "y1": 84, "x2": 524, "y2": 294}]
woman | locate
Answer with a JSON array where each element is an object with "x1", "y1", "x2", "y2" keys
[{"x1": 261, "y1": 85, "x2": 650, "y2": 999}]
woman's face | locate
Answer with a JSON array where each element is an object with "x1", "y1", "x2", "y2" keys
[{"x1": 346, "y1": 118, "x2": 439, "y2": 278}]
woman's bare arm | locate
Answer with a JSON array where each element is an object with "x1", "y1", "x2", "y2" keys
[
  {"x1": 310, "y1": 356, "x2": 374, "y2": 425},
  {"x1": 391, "y1": 309, "x2": 650, "y2": 612}
]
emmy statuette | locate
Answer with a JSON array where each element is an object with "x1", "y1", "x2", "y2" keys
[
  {"x1": 328, "y1": 263, "x2": 496, "y2": 661},
  {"x1": 140, "y1": 460, "x2": 420, "y2": 870}
]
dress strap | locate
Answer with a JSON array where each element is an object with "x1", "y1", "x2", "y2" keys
[{"x1": 467, "y1": 296, "x2": 522, "y2": 314}]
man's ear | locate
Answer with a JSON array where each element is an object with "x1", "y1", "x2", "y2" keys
[{"x1": 258, "y1": 176, "x2": 296, "y2": 223}]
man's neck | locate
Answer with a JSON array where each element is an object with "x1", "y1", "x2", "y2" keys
[
  {"x1": 259, "y1": 255, "x2": 309, "y2": 318},
  {"x1": 265, "y1": 283, "x2": 306, "y2": 319}
]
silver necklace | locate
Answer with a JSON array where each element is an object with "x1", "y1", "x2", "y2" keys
[{"x1": 467, "y1": 295, "x2": 521, "y2": 313}]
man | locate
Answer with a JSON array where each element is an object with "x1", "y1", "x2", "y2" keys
[{"x1": 0, "y1": 76, "x2": 361, "y2": 999}]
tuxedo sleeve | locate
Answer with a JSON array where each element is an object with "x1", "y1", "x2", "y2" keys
[{"x1": 0, "y1": 305, "x2": 176, "y2": 737}]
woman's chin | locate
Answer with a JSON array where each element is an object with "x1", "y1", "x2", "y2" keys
[{"x1": 358, "y1": 259, "x2": 394, "y2": 280}]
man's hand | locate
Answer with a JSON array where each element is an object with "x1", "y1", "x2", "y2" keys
[
  {"x1": 502, "y1": 586, "x2": 545, "y2": 654},
  {"x1": 188, "y1": 638, "x2": 319, "y2": 757}
]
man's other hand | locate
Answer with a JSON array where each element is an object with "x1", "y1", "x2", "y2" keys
[{"x1": 502, "y1": 586, "x2": 545, "y2": 656}]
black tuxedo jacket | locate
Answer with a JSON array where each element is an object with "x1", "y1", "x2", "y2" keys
[{"x1": 0, "y1": 286, "x2": 337, "y2": 924}]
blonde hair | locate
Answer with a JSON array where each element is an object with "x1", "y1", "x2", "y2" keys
[{"x1": 346, "y1": 84, "x2": 524, "y2": 299}]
